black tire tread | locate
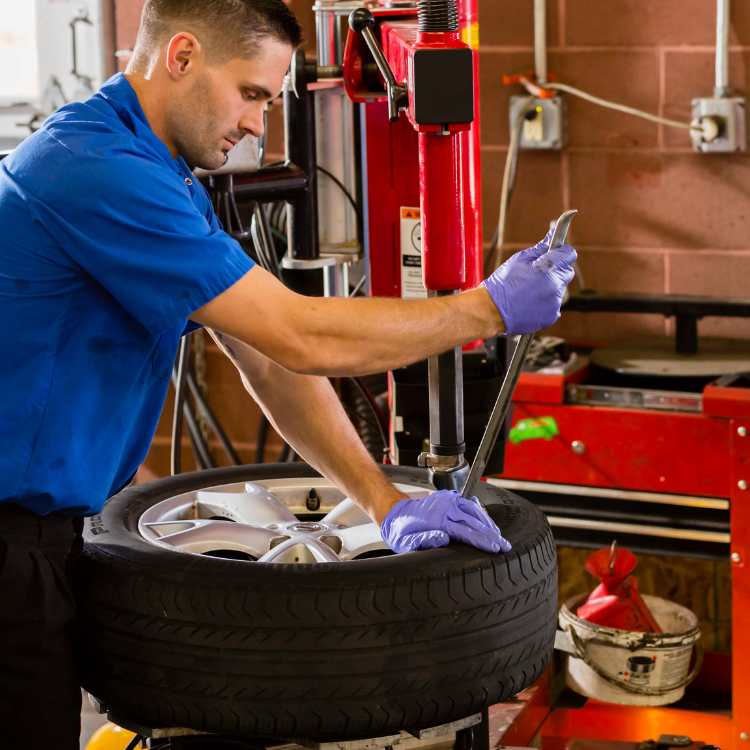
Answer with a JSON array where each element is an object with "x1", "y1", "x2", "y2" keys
[{"x1": 73, "y1": 465, "x2": 557, "y2": 739}]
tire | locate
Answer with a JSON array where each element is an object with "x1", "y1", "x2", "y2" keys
[{"x1": 73, "y1": 464, "x2": 557, "y2": 739}]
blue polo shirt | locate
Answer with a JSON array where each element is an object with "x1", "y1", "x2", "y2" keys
[{"x1": 0, "y1": 74, "x2": 254, "y2": 516}]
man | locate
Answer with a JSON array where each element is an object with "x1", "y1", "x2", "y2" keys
[{"x1": 0, "y1": 0, "x2": 576, "y2": 747}]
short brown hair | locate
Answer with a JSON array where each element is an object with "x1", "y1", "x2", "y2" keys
[{"x1": 131, "y1": 0, "x2": 303, "y2": 69}]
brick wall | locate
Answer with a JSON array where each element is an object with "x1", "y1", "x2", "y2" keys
[{"x1": 482, "y1": 0, "x2": 750, "y2": 344}]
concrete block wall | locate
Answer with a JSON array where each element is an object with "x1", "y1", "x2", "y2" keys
[{"x1": 481, "y1": 0, "x2": 750, "y2": 343}]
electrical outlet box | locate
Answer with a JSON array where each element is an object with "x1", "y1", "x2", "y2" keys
[
  {"x1": 509, "y1": 94, "x2": 568, "y2": 150},
  {"x1": 691, "y1": 97, "x2": 746, "y2": 153}
]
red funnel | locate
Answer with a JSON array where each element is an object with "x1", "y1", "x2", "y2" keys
[{"x1": 577, "y1": 542, "x2": 661, "y2": 633}]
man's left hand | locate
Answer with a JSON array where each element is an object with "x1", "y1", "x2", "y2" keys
[{"x1": 381, "y1": 490, "x2": 512, "y2": 554}]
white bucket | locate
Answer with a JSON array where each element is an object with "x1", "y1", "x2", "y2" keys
[{"x1": 557, "y1": 593, "x2": 703, "y2": 707}]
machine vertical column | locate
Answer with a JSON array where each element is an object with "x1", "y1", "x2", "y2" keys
[
  {"x1": 428, "y1": 294, "x2": 465, "y2": 460},
  {"x1": 418, "y1": 0, "x2": 470, "y2": 489},
  {"x1": 419, "y1": 132, "x2": 464, "y2": 290},
  {"x1": 283, "y1": 56, "x2": 319, "y2": 261}
]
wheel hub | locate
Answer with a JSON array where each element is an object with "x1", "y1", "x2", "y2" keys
[
  {"x1": 289, "y1": 521, "x2": 328, "y2": 533},
  {"x1": 138, "y1": 477, "x2": 428, "y2": 564}
]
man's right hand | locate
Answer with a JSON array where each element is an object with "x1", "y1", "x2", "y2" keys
[
  {"x1": 482, "y1": 231, "x2": 577, "y2": 336},
  {"x1": 381, "y1": 490, "x2": 512, "y2": 554}
]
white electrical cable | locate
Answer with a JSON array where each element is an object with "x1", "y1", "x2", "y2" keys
[
  {"x1": 485, "y1": 96, "x2": 536, "y2": 274},
  {"x1": 543, "y1": 81, "x2": 701, "y2": 132},
  {"x1": 487, "y1": 77, "x2": 703, "y2": 274}
]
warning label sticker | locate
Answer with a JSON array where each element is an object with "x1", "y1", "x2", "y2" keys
[{"x1": 400, "y1": 207, "x2": 426, "y2": 299}]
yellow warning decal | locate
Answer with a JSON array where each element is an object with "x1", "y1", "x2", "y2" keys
[
  {"x1": 461, "y1": 22, "x2": 479, "y2": 50},
  {"x1": 401, "y1": 207, "x2": 421, "y2": 220}
]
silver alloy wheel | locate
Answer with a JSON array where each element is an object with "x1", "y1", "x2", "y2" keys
[{"x1": 138, "y1": 478, "x2": 429, "y2": 563}]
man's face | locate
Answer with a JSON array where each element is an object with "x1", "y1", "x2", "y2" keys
[{"x1": 166, "y1": 37, "x2": 292, "y2": 171}]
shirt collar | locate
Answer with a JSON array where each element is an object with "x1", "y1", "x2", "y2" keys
[{"x1": 97, "y1": 73, "x2": 193, "y2": 178}]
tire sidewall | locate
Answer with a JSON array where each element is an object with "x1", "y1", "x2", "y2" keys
[{"x1": 84, "y1": 464, "x2": 540, "y2": 585}]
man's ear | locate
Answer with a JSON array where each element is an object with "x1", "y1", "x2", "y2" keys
[{"x1": 166, "y1": 32, "x2": 202, "y2": 80}]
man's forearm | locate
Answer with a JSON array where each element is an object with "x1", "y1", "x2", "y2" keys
[
  {"x1": 285, "y1": 287, "x2": 504, "y2": 376},
  {"x1": 192, "y1": 269, "x2": 503, "y2": 377},
  {"x1": 209, "y1": 330, "x2": 405, "y2": 524}
]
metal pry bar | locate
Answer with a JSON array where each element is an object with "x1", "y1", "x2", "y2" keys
[{"x1": 461, "y1": 209, "x2": 578, "y2": 500}]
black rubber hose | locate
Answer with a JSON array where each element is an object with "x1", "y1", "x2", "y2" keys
[
  {"x1": 318, "y1": 166, "x2": 362, "y2": 227},
  {"x1": 252, "y1": 202, "x2": 280, "y2": 279},
  {"x1": 349, "y1": 377, "x2": 389, "y2": 454},
  {"x1": 250, "y1": 202, "x2": 274, "y2": 275},
  {"x1": 171, "y1": 336, "x2": 191, "y2": 476},
  {"x1": 124, "y1": 735, "x2": 142, "y2": 750},
  {"x1": 186, "y1": 369, "x2": 242, "y2": 466},
  {"x1": 171, "y1": 368, "x2": 211, "y2": 471},
  {"x1": 184, "y1": 402, "x2": 211, "y2": 470},
  {"x1": 184, "y1": 403, "x2": 215, "y2": 470},
  {"x1": 259, "y1": 202, "x2": 282, "y2": 279},
  {"x1": 256, "y1": 415, "x2": 270, "y2": 463}
]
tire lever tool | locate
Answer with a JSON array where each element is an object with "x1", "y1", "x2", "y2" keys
[{"x1": 461, "y1": 209, "x2": 578, "y2": 500}]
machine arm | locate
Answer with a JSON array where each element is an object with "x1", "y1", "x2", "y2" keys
[{"x1": 348, "y1": 9, "x2": 408, "y2": 123}]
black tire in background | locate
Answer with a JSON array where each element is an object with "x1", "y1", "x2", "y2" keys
[{"x1": 73, "y1": 464, "x2": 557, "y2": 739}]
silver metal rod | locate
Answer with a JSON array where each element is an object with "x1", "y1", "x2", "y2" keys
[
  {"x1": 716, "y1": 0, "x2": 731, "y2": 97},
  {"x1": 545, "y1": 516, "x2": 730, "y2": 545},
  {"x1": 362, "y1": 27, "x2": 398, "y2": 91},
  {"x1": 316, "y1": 65, "x2": 344, "y2": 79},
  {"x1": 487, "y1": 478, "x2": 729, "y2": 511},
  {"x1": 534, "y1": 0, "x2": 548, "y2": 85},
  {"x1": 462, "y1": 209, "x2": 577, "y2": 499},
  {"x1": 316, "y1": 8, "x2": 331, "y2": 66}
]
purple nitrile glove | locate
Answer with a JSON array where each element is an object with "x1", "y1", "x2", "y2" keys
[
  {"x1": 381, "y1": 489, "x2": 512, "y2": 555},
  {"x1": 482, "y1": 230, "x2": 577, "y2": 336}
]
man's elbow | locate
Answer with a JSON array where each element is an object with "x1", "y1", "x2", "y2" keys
[{"x1": 270, "y1": 333, "x2": 332, "y2": 376}]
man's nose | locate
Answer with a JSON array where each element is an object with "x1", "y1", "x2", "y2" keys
[{"x1": 240, "y1": 105, "x2": 265, "y2": 139}]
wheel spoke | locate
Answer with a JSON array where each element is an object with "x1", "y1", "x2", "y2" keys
[
  {"x1": 321, "y1": 498, "x2": 373, "y2": 528},
  {"x1": 333, "y1": 524, "x2": 390, "y2": 561},
  {"x1": 256, "y1": 537, "x2": 342, "y2": 564},
  {"x1": 196, "y1": 486, "x2": 296, "y2": 527},
  {"x1": 144, "y1": 519, "x2": 278, "y2": 557},
  {"x1": 139, "y1": 478, "x2": 428, "y2": 565}
]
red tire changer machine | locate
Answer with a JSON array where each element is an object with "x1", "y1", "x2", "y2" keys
[{"x1": 341, "y1": 0, "x2": 511, "y2": 490}]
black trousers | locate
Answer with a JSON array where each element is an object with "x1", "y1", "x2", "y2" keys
[{"x1": 0, "y1": 502, "x2": 84, "y2": 750}]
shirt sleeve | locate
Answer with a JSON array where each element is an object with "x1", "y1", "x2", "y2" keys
[{"x1": 29, "y1": 144, "x2": 254, "y2": 336}]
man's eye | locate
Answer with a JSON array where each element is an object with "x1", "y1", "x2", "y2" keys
[{"x1": 244, "y1": 91, "x2": 257, "y2": 101}]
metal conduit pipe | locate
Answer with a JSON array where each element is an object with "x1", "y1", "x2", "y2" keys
[
  {"x1": 715, "y1": 0, "x2": 731, "y2": 97},
  {"x1": 534, "y1": 0, "x2": 547, "y2": 85}
]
